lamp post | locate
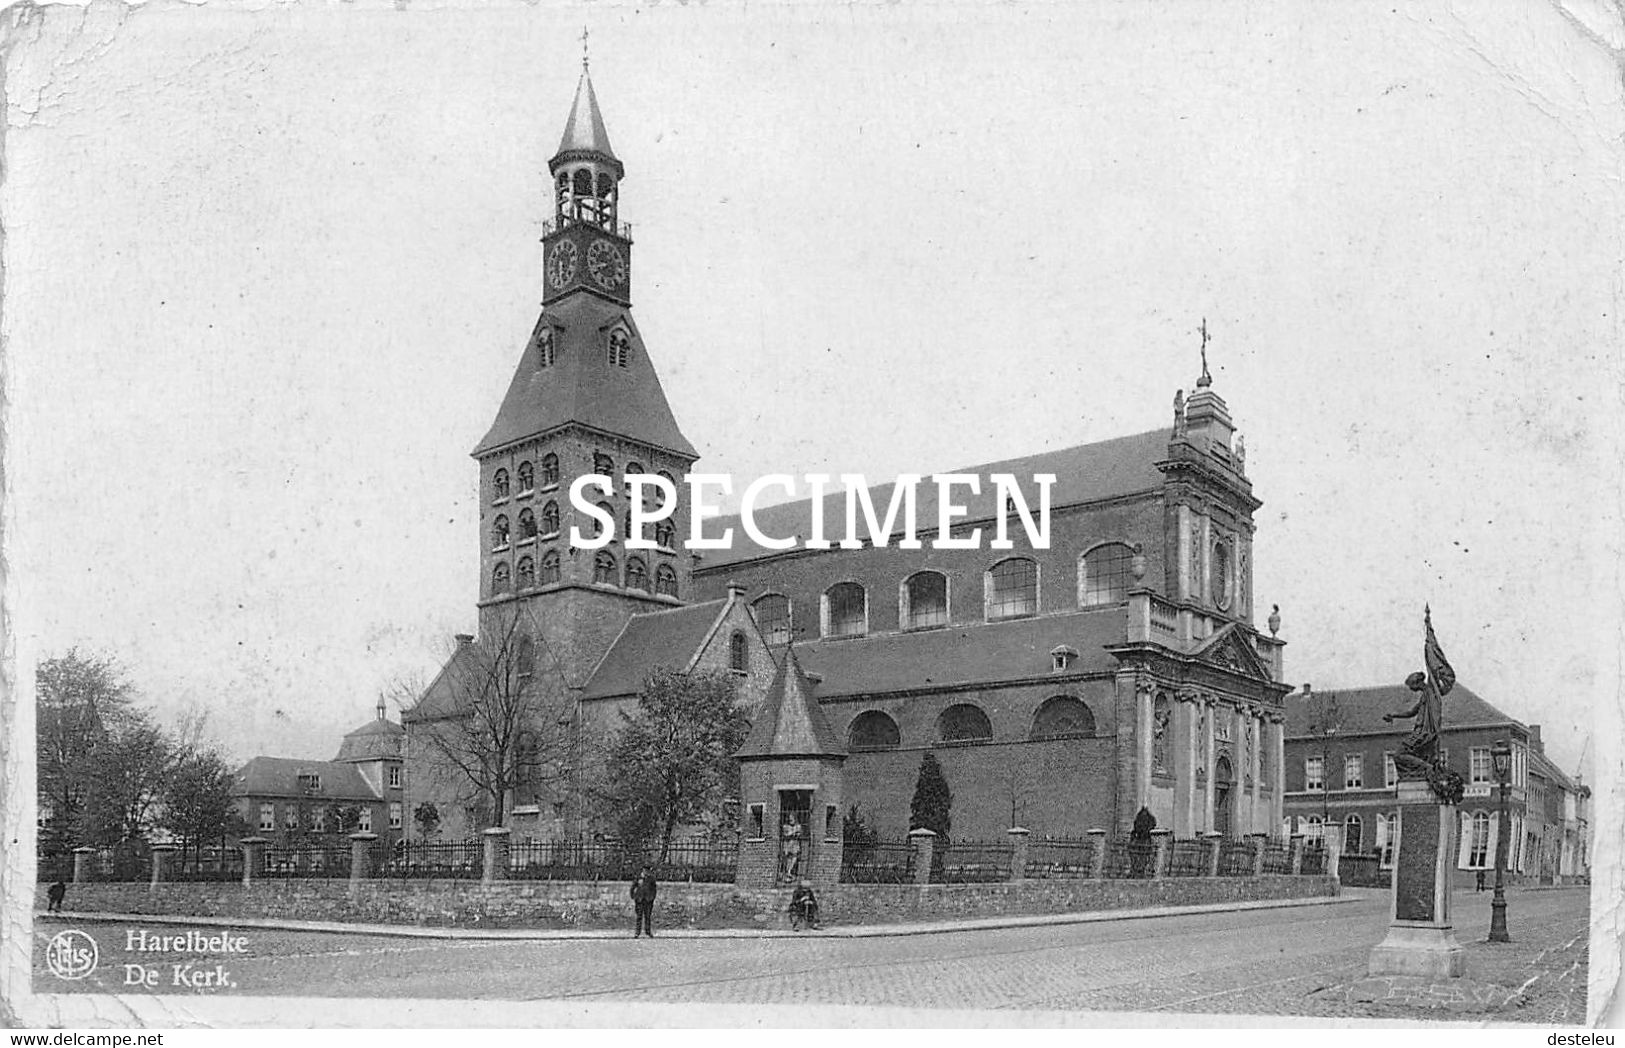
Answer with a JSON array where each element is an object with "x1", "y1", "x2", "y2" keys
[{"x1": 1489, "y1": 738, "x2": 1512, "y2": 943}]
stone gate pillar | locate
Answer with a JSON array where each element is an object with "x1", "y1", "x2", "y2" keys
[
  {"x1": 481, "y1": 827, "x2": 510, "y2": 885},
  {"x1": 1007, "y1": 827, "x2": 1031, "y2": 882},
  {"x1": 239, "y1": 837, "x2": 268, "y2": 887},
  {"x1": 909, "y1": 829, "x2": 937, "y2": 886},
  {"x1": 72, "y1": 846, "x2": 95, "y2": 885},
  {"x1": 149, "y1": 843, "x2": 176, "y2": 889}
]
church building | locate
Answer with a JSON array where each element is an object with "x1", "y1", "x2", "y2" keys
[{"x1": 402, "y1": 64, "x2": 1293, "y2": 845}]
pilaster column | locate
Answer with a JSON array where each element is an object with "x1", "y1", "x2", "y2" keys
[
  {"x1": 1197, "y1": 513, "x2": 1212, "y2": 605},
  {"x1": 1176, "y1": 503, "x2": 1193, "y2": 601},
  {"x1": 1246, "y1": 709, "x2": 1262, "y2": 834},
  {"x1": 1271, "y1": 714, "x2": 1286, "y2": 832},
  {"x1": 1136, "y1": 675, "x2": 1155, "y2": 810},
  {"x1": 1203, "y1": 695, "x2": 1217, "y2": 833}
]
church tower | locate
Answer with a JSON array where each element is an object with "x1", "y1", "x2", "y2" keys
[{"x1": 472, "y1": 64, "x2": 699, "y2": 685}]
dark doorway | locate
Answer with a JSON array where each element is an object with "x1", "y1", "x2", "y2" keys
[{"x1": 1214, "y1": 756, "x2": 1234, "y2": 838}]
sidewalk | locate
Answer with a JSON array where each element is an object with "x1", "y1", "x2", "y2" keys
[{"x1": 36, "y1": 892, "x2": 1353, "y2": 942}]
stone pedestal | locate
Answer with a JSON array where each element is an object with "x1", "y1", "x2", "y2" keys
[{"x1": 1368, "y1": 781, "x2": 1466, "y2": 978}]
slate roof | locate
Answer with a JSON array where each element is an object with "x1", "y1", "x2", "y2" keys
[
  {"x1": 473, "y1": 294, "x2": 697, "y2": 459},
  {"x1": 332, "y1": 717, "x2": 404, "y2": 763},
  {"x1": 233, "y1": 756, "x2": 381, "y2": 802},
  {"x1": 790, "y1": 606, "x2": 1129, "y2": 700},
  {"x1": 401, "y1": 638, "x2": 482, "y2": 724},
  {"x1": 738, "y1": 645, "x2": 844, "y2": 759},
  {"x1": 581, "y1": 599, "x2": 732, "y2": 701},
  {"x1": 1283, "y1": 683, "x2": 1520, "y2": 739},
  {"x1": 554, "y1": 71, "x2": 618, "y2": 165},
  {"x1": 696, "y1": 428, "x2": 1172, "y2": 569}
]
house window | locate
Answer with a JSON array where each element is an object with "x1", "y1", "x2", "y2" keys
[
  {"x1": 902, "y1": 571, "x2": 949, "y2": 629},
  {"x1": 284, "y1": 806, "x2": 299, "y2": 830},
  {"x1": 1469, "y1": 810, "x2": 1491, "y2": 867},
  {"x1": 986, "y1": 558, "x2": 1038, "y2": 620},
  {"x1": 655, "y1": 565, "x2": 678, "y2": 597},
  {"x1": 540, "y1": 550, "x2": 561, "y2": 585},
  {"x1": 608, "y1": 328, "x2": 631, "y2": 368},
  {"x1": 823, "y1": 582, "x2": 867, "y2": 638},
  {"x1": 1081, "y1": 543, "x2": 1134, "y2": 606},
  {"x1": 1470, "y1": 747, "x2": 1493, "y2": 784},
  {"x1": 535, "y1": 328, "x2": 554, "y2": 368},
  {"x1": 388, "y1": 766, "x2": 401, "y2": 789},
  {"x1": 1305, "y1": 814, "x2": 1324, "y2": 840},
  {"x1": 593, "y1": 452, "x2": 614, "y2": 476},
  {"x1": 491, "y1": 515, "x2": 510, "y2": 550},
  {"x1": 492, "y1": 468, "x2": 510, "y2": 501},
  {"x1": 1384, "y1": 752, "x2": 1398, "y2": 789},
  {"x1": 389, "y1": 803, "x2": 403, "y2": 830},
  {"x1": 1345, "y1": 814, "x2": 1363, "y2": 853},
  {"x1": 541, "y1": 500, "x2": 560, "y2": 536},
  {"x1": 313, "y1": 808, "x2": 328, "y2": 833},
  {"x1": 516, "y1": 636, "x2": 535, "y2": 676},
  {"x1": 359, "y1": 808, "x2": 373, "y2": 833},
  {"x1": 259, "y1": 803, "x2": 275, "y2": 831},
  {"x1": 517, "y1": 461, "x2": 534, "y2": 493},
  {"x1": 1029, "y1": 696, "x2": 1096, "y2": 740},
  {"x1": 746, "y1": 803, "x2": 766, "y2": 840},
  {"x1": 1344, "y1": 754, "x2": 1363, "y2": 789},
  {"x1": 516, "y1": 556, "x2": 535, "y2": 590},
  {"x1": 540, "y1": 453, "x2": 560, "y2": 488},
  {"x1": 848, "y1": 710, "x2": 900, "y2": 751},
  {"x1": 518, "y1": 508, "x2": 537, "y2": 541},
  {"x1": 1304, "y1": 755, "x2": 1325, "y2": 791},
  {"x1": 1051, "y1": 646, "x2": 1078, "y2": 671},
  {"x1": 297, "y1": 773, "x2": 321, "y2": 792},
  {"x1": 937, "y1": 703, "x2": 993, "y2": 745},
  {"x1": 491, "y1": 562, "x2": 511, "y2": 595},
  {"x1": 729, "y1": 630, "x2": 749, "y2": 673},
  {"x1": 593, "y1": 551, "x2": 617, "y2": 585},
  {"x1": 752, "y1": 594, "x2": 791, "y2": 644},
  {"x1": 625, "y1": 556, "x2": 648, "y2": 591}
]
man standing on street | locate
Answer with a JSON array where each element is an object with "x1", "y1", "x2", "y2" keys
[{"x1": 630, "y1": 864, "x2": 658, "y2": 938}]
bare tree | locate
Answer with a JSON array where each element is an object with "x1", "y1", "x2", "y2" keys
[{"x1": 409, "y1": 605, "x2": 579, "y2": 831}]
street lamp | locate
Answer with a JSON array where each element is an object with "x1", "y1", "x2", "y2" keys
[{"x1": 1489, "y1": 738, "x2": 1513, "y2": 943}]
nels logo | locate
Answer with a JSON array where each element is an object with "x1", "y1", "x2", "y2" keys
[{"x1": 45, "y1": 930, "x2": 99, "y2": 980}]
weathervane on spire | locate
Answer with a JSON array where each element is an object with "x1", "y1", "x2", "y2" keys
[
  {"x1": 581, "y1": 26, "x2": 590, "y2": 71},
  {"x1": 1196, "y1": 317, "x2": 1213, "y2": 388}
]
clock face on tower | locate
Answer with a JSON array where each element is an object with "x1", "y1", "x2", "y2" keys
[
  {"x1": 587, "y1": 238, "x2": 628, "y2": 291},
  {"x1": 547, "y1": 241, "x2": 579, "y2": 289}
]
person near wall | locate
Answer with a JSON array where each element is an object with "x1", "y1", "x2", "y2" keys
[
  {"x1": 630, "y1": 865, "x2": 659, "y2": 938},
  {"x1": 789, "y1": 879, "x2": 820, "y2": 931},
  {"x1": 46, "y1": 880, "x2": 66, "y2": 914},
  {"x1": 1130, "y1": 806, "x2": 1157, "y2": 878}
]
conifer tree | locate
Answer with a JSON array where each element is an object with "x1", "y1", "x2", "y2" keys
[{"x1": 908, "y1": 752, "x2": 952, "y2": 843}]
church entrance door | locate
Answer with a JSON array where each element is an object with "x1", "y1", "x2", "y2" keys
[{"x1": 1214, "y1": 757, "x2": 1234, "y2": 838}]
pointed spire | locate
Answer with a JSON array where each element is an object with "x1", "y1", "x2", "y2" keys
[
  {"x1": 555, "y1": 69, "x2": 618, "y2": 164},
  {"x1": 736, "y1": 645, "x2": 846, "y2": 759}
]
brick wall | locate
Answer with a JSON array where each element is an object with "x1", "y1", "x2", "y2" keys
[{"x1": 41, "y1": 874, "x2": 1336, "y2": 931}]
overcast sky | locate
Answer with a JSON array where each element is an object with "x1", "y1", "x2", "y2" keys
[{"x1": 7, "y1": 1, "x2": 1621, "y2": 783}]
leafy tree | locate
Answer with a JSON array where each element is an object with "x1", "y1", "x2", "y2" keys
[
  {"x1": 412, "y1": 606, "x2": 578, "y2": 829},
  {"x1": 74, "y1": 714, "x2": 179, "y2": 877},
  {"x1": 909, "y1": 752, "x2": 953, "y2": 842},
  {"x1": 413, "y1": 802, "x2": 442, "y2": 840},
  {"x1": 842, "y1": 804, "x2": 878, "y2": 859},
  {"x1": 36, "y1": 650, "x2": 136, "y2": 850},
  {"x1": 602, "y1": 668, "x2": 751, "y2": 862},
  {"x1": 161, "y1": 749, "x2": 247, "y2": 864}
]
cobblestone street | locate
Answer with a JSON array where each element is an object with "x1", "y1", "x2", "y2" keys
[{"x1": 36, "y1": 886, "x2": 1589, "y2": 1023}]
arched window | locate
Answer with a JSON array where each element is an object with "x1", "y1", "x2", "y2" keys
[
  {"x1": 535, "y1": 328, "x2": 554, "y2": 368},
  {"x1": 938, "y1": 703, "x2": 993, "y2": 745},
  {"x1": 572, "y1": 169, "x2": 593, "y2": 197},
  {"x1": 1030, "y1": 696, "x2": 1096, "y2": 740},
  {"x1": 1344, "y1": 813, "x2": 1363, "y2": 854},
  {"x1": 540, "y1": 453, "x2": 560, "y2": 488},
  {"x1": 516, "y1": 636, "x2": 536, "y2": 677},
  {"x1": 597, "y1": 172, "x2": 616, "y2": 199},
  {"x1": 625, "y1": 556, "x2": 648, "y2": 591},
  {"x1": 594, "y1": 501, "x2": 614, "y2": 538},
  {"x1": 823, "y1": 582, "x2": 867, "y2": 638},
  {"x1": 539, "y1": 549, "x2": 560, "y2": 586},
  {"x1": 729, "y1": 630, "x2": 749, "y2": 673},
  {"x1": 491, "y1": 515, "x2": 510, "y2": 550},
  {"x1": 593, "y1": 452, "x2": 614, "y2": 476},
  {"x1": 1212, "y1": 538, "x2": 1232, "y2": 610},
  {"x1": 491, "y1": 562, "x2": 511, "y2": 595},
  {"x1": 593, "y1": 551, "x2": 617, "y2": 585},
  {"x1": 655, "y1": 564, "x2": 679, "y2": 598},
  {"x1": 541, "y1": 500, "x2": 560, "y2": 536},
  {"x1": 902, "y1": 571, "x2": 948, "y2": 629},
  {"x1": 516, "y1": 556, "x2": 535, "y2": 590},
  {"x1": 492, "y1": 468, "x2": 510, "y2": 501},
  {"x1": 752, "y1": 594, "x2": 791, "y2": 644},
  {"x1": 986, "y1": 557, "x2": 1038, "y2": 620},
  {"x1": 517, "y1": 508, "x2": 537, "y2": 541},
  {"x1": 517, "y1": 461, "x2": 534, "y2": 493},
  {"x1": 1305, "y1": 814, "x2": 1324, "y2": 840},
  {"x1": 1081, "y1": 543, "x2": 1134, "y2": 606},
  {"x1": 625, "y1": 463, "x2": 645, "y2": 495},
  {"x1": 848, "y1": 711, "x2": 900, "y2": 752},
  {"x1": 1469, "y1": 810, "x2": 1491, "y2": 867},
  {"x1": 608, "y1": 329, "x2": 631, "y2": 369},
  {"x1": 654, "y1": 520, "x2": 676, "y2": 549}
]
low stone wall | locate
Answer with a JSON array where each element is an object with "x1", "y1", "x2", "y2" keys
[{"x1": 38, "y1": 875, "x2": 1337, "y2": 931}]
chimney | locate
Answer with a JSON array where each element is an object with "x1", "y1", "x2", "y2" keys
[
  {"x1": 455, "y1": 633, "x2": 474, "y2": 647},
  {"x1": 726, "y1": 581, "x2": 748, "y2": 602},
  {"x1": 1527, "y1": 724, "x2": 1543, "y2": 753}
]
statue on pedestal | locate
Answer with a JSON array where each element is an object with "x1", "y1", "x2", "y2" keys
[{"x1": 1383, "y1": 607, "x2": 1464, "y2": 804}]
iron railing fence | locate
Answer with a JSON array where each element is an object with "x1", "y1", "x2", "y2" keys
[
  {"x1": 937, "y1": 840, "x2": 1015, "y2": 883},
  {"x1": 839, "y1": 841, "x2": 915, "y2": 884},
  {"x1": 172, "y1": 851, "x2": 246, "y2": 882},
  {"x1": 260, "y1": 846, "x2": 353, "y2": 879},
  {"x1": 1301, "y1": 839, "x2": 1328, "y2": 875},
  {"x1": 381, "y1": 840, "x2": 484, "y2": 879},
  {"x1": 1102, "y1": 836, "x2": 1156, "y2": 879},
  {"x1": 1166, "y1": 838, "x2": 1210, "y2": 877},
  {"x1": 506, "y1": 839, "x2": 737, "y2": 883},
  {"x1": 1025, "y1": 836, "x2": 1096, "y2": 879},
  {"x1": 1261, "y1": 839, "x2": 1294, "y2": 875},
  {"x1": 1217, "y1": 839, "x2": 1254, "y2": 876}
]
